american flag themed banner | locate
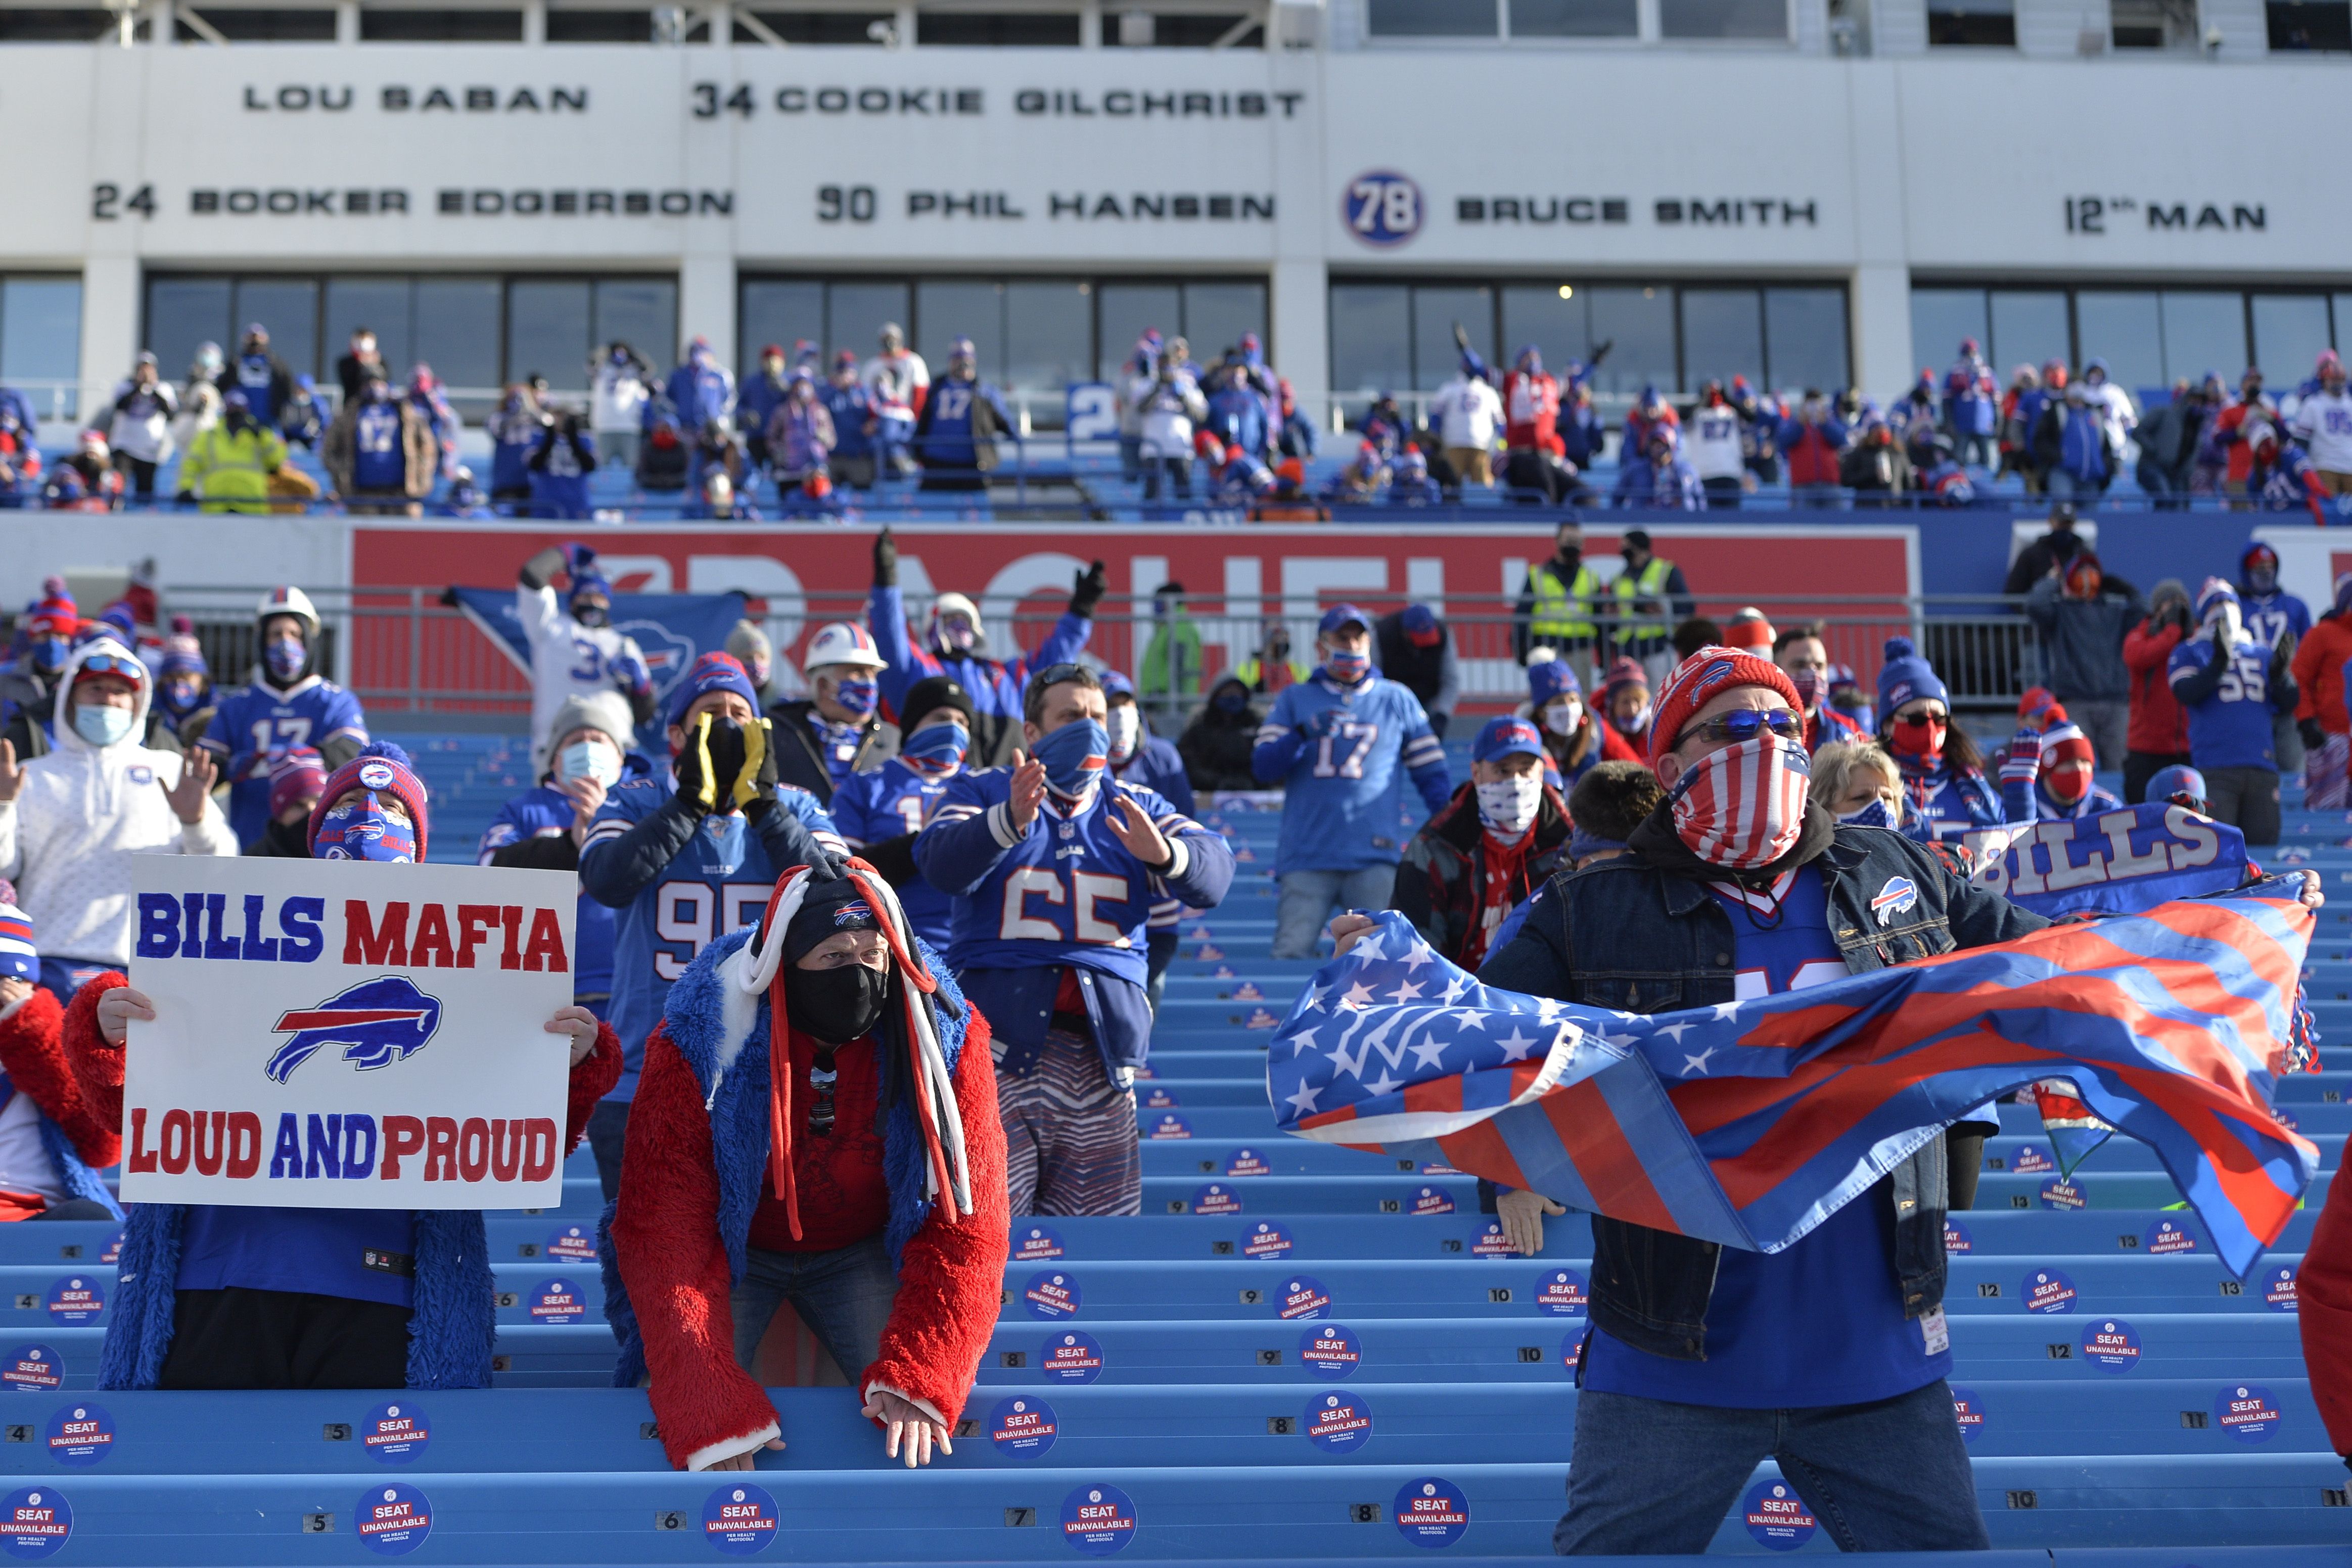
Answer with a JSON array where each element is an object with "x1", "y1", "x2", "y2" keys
[{"x1": 1269, "y1": 891, "x2": 2322, "y2": 1279}]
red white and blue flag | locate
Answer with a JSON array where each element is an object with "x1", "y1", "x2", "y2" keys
[{"x1": 1270, "y1": 893, "x2": 2320, "y2": 1278}]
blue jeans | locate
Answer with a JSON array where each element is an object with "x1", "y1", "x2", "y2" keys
[
  {"x1": 729, "y1": 1234, "x2": 900, "y2": 1387},
  {"x1": 587, "y1": 1098, "x2": 629, "y2": 1203},
  {"x1": 1273, "y1": 865, "x2": 1396, "y2": 959},
  {"x1": 1554, "y1": 1380, "x2": 1989, "y2": 1555}
]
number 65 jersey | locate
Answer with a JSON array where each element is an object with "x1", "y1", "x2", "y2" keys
[
  {"x1": 915, "y1": 771, "x2": 1234, "y2": 1078},
  {"x1": 1252, "y1": 674, "x2": 1452, "y2": 878}
]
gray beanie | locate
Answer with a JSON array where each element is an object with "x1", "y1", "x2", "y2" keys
[
  {"x1": 2151, "y1": 577, "x2": 2189, "y2": 612},
  {"x1": 538, "y1": 689, "x2": 637, "y2": 778},
  {"x1": 726, "y1": 619, "x2": 774, "y2": 690}
]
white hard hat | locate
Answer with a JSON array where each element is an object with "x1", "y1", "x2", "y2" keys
[
  {"x1": 802, "y1": 621, "x2": 887, "y2": 676},
  {"x1": 257, "y1": 585, "x2": 320, "y2": 638}
]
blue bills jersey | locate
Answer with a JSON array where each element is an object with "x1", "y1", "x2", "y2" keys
[
  {"x1": 202, "y1": 675, "x2": 370, "y2": 848},
  {"x1": 1252, "y1": 674, "x2": 1451, "y2": 876},
  {"x1": 829, "y1": 758, "x2": 958, "y2": 951},
  {"x1": 2169, "y1": 635, "x2": 2280, "y2": 771},
  {"x1": 578, "y1": 773, "x2": 843, "y2": 1097}
]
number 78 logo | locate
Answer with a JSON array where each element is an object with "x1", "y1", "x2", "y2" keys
[{"x1": 1344, "y1": 171, "x2": 1422, "y2": 247}]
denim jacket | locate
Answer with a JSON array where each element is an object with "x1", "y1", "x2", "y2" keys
[{"x1": 1479, "y1": 810, "x2": 2046, "y2": 1361}]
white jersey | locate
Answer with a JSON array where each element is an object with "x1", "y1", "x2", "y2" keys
[
  {"x1": 1684, "y1": 405, "x2": 1747, "y2": 481},
  {"x1": 862, "y1": 350, "x2": 931, "y2": 419},
  {"x1": 0, "y1": 1065, "x2": 61, "y2": 1203},
  {"x1": 0, "y1": 641, "x2": 238, "y2": 965},
  {"x1": 518, "y1": 583, "x2": 649, "y2": 756},
  {"x1": 2292, "y1": 388, "x2": 2352, "y2": 473},
  {"x1": 1428, "y1": 376, "x2": 1503, "y2": 450}
]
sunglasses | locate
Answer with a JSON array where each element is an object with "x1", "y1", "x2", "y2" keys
[
  {"x1": 77, "y1": 653, "x2": 146, "y2": 681},
  {"x1": 1684, "y1": 709, "x2": 1803, "y2": 746},
  {"x1": 1892, "y1": 710, "x2": 1950, "y2": 729},
  {"x1": 1031, "y1": 663, "x2": 1090, "y2": 689}
]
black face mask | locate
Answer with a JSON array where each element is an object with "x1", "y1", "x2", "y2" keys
[
  {"x1": 787, "y1": 961, "x2": 892, "y2": 1045},
  {"x1": 1555, "y1": 546, "x2": 1581, "y2": 573},
  {"x1": 573, "y1": 601, "x2": 608, "y2": 629}
]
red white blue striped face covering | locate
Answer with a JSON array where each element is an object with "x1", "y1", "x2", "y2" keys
[{"x1": 1666, "y1": 732, "x2": 1811, "y2": 869}]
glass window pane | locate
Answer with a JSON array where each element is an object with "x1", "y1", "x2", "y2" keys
[
  {"x1": 1097, "y1": 284, "x2": 1181, "y2": 381},
  {"x1": 1329, "y1": 285, "x2": 1411, "y2": 396},
  {"x1": 594, "y1": 279, "x2": 675, "y2": 383},
  {"x1": 1987, "y1": 289, "x2": 2069, "y2": 376},
  {"x1": 2157, "y1": 291, "x2": 2246, "y2": 393},
  {"x1": 323, "y1": 279, "x2": 413, "y2": 391},
  {"x1": 232, "y1": 279, "x2": 318, "y2": 383},
  {"x1": 1928, "y1": 0, "x2": 2015, "y2": 43},
  {"x1": 505, "y1": 280, "x2": 592, "y2": 397},
  {"x1": 1500, "y1": 285, "x2": 1586, "y2": 377},
  {"x1": 1512, "y1": 0, "x2": 1638, "y2": 33},
  {"x1": 1661, "y1": 0, "x2": 1787, "y2": 35},
  {"x1": 1583, "y1": 285, "x2": 1676, "y2": 397},
  {"x1": 1680, "y1": 288, "x2": 1763, "y2": 391},
  {"x1": 1368, "y1": 0, "x2": 1497, "y2": 33},
  {"x1": 2339, "y1": 295, "x2": 2352, "y2": 352},
  {"x1": 1181, "y1": 282, "x2": 1267, "y2": 365},
  {"x1": 1410, "y1": 286, "x2": 1491, "y2": 391},
  {"x1": 1909, "y1": 289, "x2": 1986, "y2": 389},
  {"x1": 145, "y1": 276, "x2": 233, "y2": 388},
  {"x1": 2075, "y1": 291, "x2": 2161, "y2": 396},
  {"x1": 2251, "y1": 294, "x2": 2330, "y2": 384},
  {"x1": 739, "y1": 280, "x2": 823, "y2": 373},
  {"x1": 826, "y1": 282, "x2": 910, "y2": 366},
  {"x1": 412, "y1": 279, "x2": 502, "y2": 414},
  {"x1": 0, "y1": 280, "x2": 82, "y2": 416},
  {"x1": 1004, "y1": 281, "x2": 1089, "y2": 393},
  {"x1": 915, "y1": 281, "x2": 1005, "y2": 378},
  {"x1": 1764, "y1": 287, "x2": 1848, "y2": 394}
]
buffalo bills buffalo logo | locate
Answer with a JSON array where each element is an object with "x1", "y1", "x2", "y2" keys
[
  {"x1": 1870, "y1": 877, "x2": 1919, "y2": 926},
  {"x1": 264, "y1": 976, "x2": 444, "y2": 1083}
]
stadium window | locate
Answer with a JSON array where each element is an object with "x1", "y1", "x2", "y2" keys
[
  {"x1": 1368, "y1": 0, "x2": 1499, "y2": 35},
  {"x1": 234, "y1": 279, "x2": 320, "y2": 383},
  {"x1": 2268, "y1": 0, "x2": 2352, "y2": 47},
  {"x1": 912, "y1": 10, "x2": 1082, "y2": 43},
  {"x1": 1927, "y1": 0, "x2": 2015, "y2": 45},
  {"x1": 2252, "y1": 294, "x2": 2332, "y2": 377},
  {"x1": 1909, "y1": 288, "x2": 1989, "y2": 382},
  {"x1": 1180, "y1": 282, "x2": 1268, "y2": 363},
  {"x1": 0, "y1": 8, "x2": 128, "y2": 38},
  {"x1": 2075, "y1": 290, "x2": 2162, "y2": 392},
  {"x1": 734, "y1": 9, "x2": 894, "y2": 41},
  {"x1": 2157, "y1": 292, "x2": 2247, "y2": 388},
  {"x1": 1988, "y1": 289, "x2": 2068, "y2": 374},
  {"x1": 1680, "y1": 289, "x2": 1764, "y2": 389},
  {"x1": 825, "y1": 281, "x2": 914, "y2": 364},
  {"x1": 0, "y1": 277, "x2": 85, "y2": 421},
  {"x1": 1328, "y1": 285, "x2": 1413, "y2": 402},
  {"x1": 2109, "y1": 0, "x2": 2196, "y2": 46},
  {"x1": 146, "y1": 278, "x2": 235, "y2": 391},
  {"x1": 1096, "y1": 284, "x2": 1182, "y2": 381},
  {"x1": 594, "y1": 279, "x2": 680, "y2": 373},
  {"x1": 1763, "y1": 287, "x2": 1849, "y2": 393},
  {"x1": 178, "y1": 7, "x2": 336, "y2": 37},
  {"x1": 1499, "y1": 285, "x2": 1589, "y2": 379},
  {"x1": 357, "y1": 7, "x2": 524, "y2": 39},
  {"x1": 1005, "y1": 282, "x2": 1092, "y2": 398},
  {"x1": 1582, "y1": 286, "x2": 1676, "y2": 397},
  {"x1": 545, "y1": 8, "x2": 655, "y2": 41},
  {"x1": 413, "y1": 279, "x2": 503, "y2": 414},
  {"x1": 1508, "y1": 0, "x2": 1638, "y2": 34},
  {"x1": 1659, "y1": 0, "x2": 1790, "y2": 38},
  {"x1": 1118, "y1": 12, "x2": 1262, "y2": 44},
  {"x1": 916, "y1": 281, "x2": 1010, "y2": 377},
  {"x1": 507, "y1": 281, "x2": 595, "y2": 396},
  {"x1": 1411, "y1": 287, "x2": 1494, "y2": 391}
]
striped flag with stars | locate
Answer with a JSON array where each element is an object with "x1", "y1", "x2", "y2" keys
[{"x1": 1269, "y1": 891, "x2": 2321, "y2": 1279}]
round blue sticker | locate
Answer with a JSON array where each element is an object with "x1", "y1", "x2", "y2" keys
[
  {"x1": 40, "y1": 1280, "x2": 98, "y2": 1327},
  {"x1": 1013, "y1": 1225, "x2": 1066, "y2": 1262},
  {"x1": 1943, "y1": 1219, "x2": 1973, "y2": 1254},
  {"x1": 1305, "y1": 1391, "x2": 1373, "y2": 1455},
  {"x1": 1740, "y1": 1479, "x2": 1816, "y2": 1550},
  {"x1": 1191, "y1": 1182, "x2": 1243, "y2": 1216},
  {"x1": 1276, "y1": 1274, "x2": 1333, "y2": 1321},
  {"x1": 0, "y1": 1348, "x2": 60, "y2": 1394},
  {"x1": 39, "y1": 1406, "x2": 110, "y2": 1468},
  {"x1": 1393, "y1": 1476, "x2": 1468, "y2": 1548},
  {"x1": 2037, "y1": 1178, "x2": 2087, "y2": 1211},
  {"x1": 2081, "y1": 1318, "x2": 2142, "y2": 1373},
  {"x1": 1224, "y1": 1146, "x2": 1272, "y2": 1177},
  {"x1": 1470, "y1": 1222, "x2": 1517, "y2": 1257},
  {"x1": 1060, "y1": 1483, "x2": 1137, "y2": 1555},
  {"x1": 701, "y1": 1482, "x2": 778, "y2": 1555},
  {"x1": 1409, "y1": 1185, "x2": 1456, "y2": 1216},
  {"x1": 97, "y1": 1232, "x2": 122, "y2": 1266},
  {"x1": 545, "y1": 1225, "x2": 597, "y2": 1262},
  {"x1": 528, "y1": 1279, "x2": 584, "y2": 1323},
  {"x1": 2023, "y1": 1268, "x2": 2080, "y2": 1314},
  {"x1": 2261, "y1": 1266, "x2": 2299, "y2": 1312},
  {"x1": 1561, "y1": 1331, "x2": 1584, "y2": 1373},
  {"x1": 356, "y1": 1483, "x2": 431, "y2": 1556},
  {"x1": 1536, "y1": 1269, "x2": 1589, "y2": 1316},
  {"x1": 1949, "y1": 1387, "x2": 1985, "y2": 1446},
  {"x1": 1242, "y1": 1222, "x2": 1294, "y2": 1259},
  {"x1": 2215, "y1": 1383, "x2": 2282, "y2": 1444},
  {"x1": 361, "y1": 1401, "x2": 430, "y2": 1464},
  {"x1": 1301, "y1": 1322, "x2": 1361, "y2": 1379},
  {"x1": 2010, "y1": 1142, "x2": 2056, "y2": 1176},
  {"x1": 0, "y1": 1489, "x2": 69, "y2": 1559},
  {"x1": 1343, "y1": 171, "x2": 1425, "y2": 249},
  {"x1": 2142, "y1": 1219, "x2": 2197, "y2": 1256},
  {"x1": 1146, "y1": 1113, "x2": 1192, "y2": 1140},
  {"x1": 1043, "y1": 1331, "x2": 1104, "y2": 1385},
  {"x1": 1023, "y1": 1272, "x2": 1082, "y2": 1320},
  {"x1": 988, "y1": 1396, "x2": 1057, "y2": 1459}
]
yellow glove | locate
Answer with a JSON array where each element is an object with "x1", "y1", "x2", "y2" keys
[{"x1": 731, "y1": 716, "x2": 776, "y2": 811}]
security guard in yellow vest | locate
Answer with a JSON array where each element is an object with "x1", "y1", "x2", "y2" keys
[
  {"x1": 1608, "y1": 528, "x2": 1687, "y2": 659},
  {"x1": 177, "y1": 390, "x2": 291, "y2": 515},
  {"x1": 1517, "y1": 518, "x2": 1603, "y2": 661}
]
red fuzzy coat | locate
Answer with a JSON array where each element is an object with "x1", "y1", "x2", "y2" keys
[
  {"x1": 0, "y1": 983, "x2": 120, "y2": 1174},
  {"x1": 613, "y1": 1009, "x2": 1009, "y2": 1471}
]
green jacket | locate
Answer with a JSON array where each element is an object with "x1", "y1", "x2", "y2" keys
[
  {"x1": 180, "y1": 420, "x2": 287, "y2": 513},
  {"x1": 1138, "y1": 615, "x2": 1205, "y2": 703}
]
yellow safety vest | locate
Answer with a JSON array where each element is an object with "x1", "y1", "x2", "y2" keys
[
  {"x1": 1529, "y1": 562, "x2": 1603, "y2": 642},
  {"x1": 1609, "y1": 557, "x2": 1677, "y2": 638}
]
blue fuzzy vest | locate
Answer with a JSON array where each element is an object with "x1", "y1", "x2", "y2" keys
[
  {"x1": 33, "y1": 1113, "x2": 120, "y2": 1219},
  {"x1": 599, "y1": 927, "x2": 969, "y2": 1388}
]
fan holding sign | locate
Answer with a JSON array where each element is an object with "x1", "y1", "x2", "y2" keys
[{"x1": 68, "y1": 744, "x2": 620, "y2": 1393}]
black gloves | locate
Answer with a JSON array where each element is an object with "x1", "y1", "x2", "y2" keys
[
  {"x1": 873, "y1": 528, "x2": 898, "y2": 588},
  {"x1": 1070, "y1": 560, "x2": 1108, "y2": 619},
  {"x1": 676, "y1": 713, "x2": 721, "y2": 810},
  {"x1": 2301, "y1": 718, "x2": 2328, "y2": 752}
]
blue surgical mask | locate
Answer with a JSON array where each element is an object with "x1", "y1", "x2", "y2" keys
[
  {"x1": 833, "y1": 677, "x2": 878, "y2": 720},
  {"x1": 559, "y1": 740, "x2": 622, "y2": 787},
  {"x1": 313, "y1": 797, "x2": 417, "y2": 862},
  {"x1": 29, "y1": 638, "x2": 67, "y2": 674},
  {"x1": 901, "y1": 721, "x2": 968, "y2": 778},
  {"x1": 265, "y1": 636, "x2": 306, "y2": 681},
  {"x1": 1214, "y1": 689, "x2": 1249, "y2": 716},
  {"x1": 72, "y1": 703, "x2": 134, "y2": 747},
  {"x1": 160, "y1": 677, "x2": 204, "y2": 718},
  {"x1": 1032, "y1": 718, "x2": 1108, "y2": 798}
]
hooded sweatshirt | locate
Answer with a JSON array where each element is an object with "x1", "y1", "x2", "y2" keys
[{"x1": 0, "y1": 638, "x2": 238, "y2": 965}]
